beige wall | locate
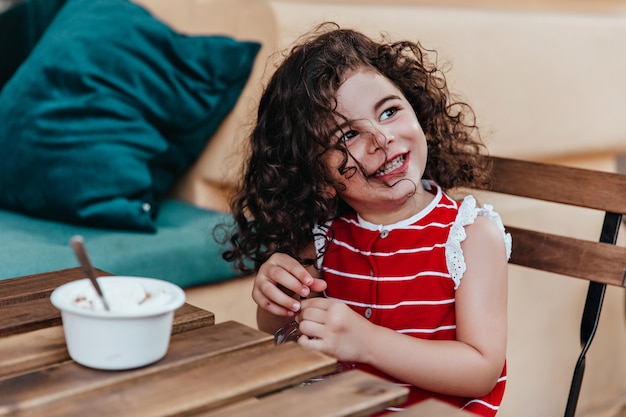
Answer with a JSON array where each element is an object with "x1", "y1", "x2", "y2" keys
[
  {"x1": 268, "y1": 1, "x2": 626, "y2": 164},
  {"x1": 274, "y1": 0, "x2": 626, "y2": 13}
]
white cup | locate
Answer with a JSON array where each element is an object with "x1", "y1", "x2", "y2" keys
[{"x1": 51, "y1": 276, "x2": 185, "y2": 370}]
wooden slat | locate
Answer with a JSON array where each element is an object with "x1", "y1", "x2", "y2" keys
[
  {"x1": 0, "y1": 267, "x2": 110, "y2": 306},
  {"x1": 476, "y1": 156, "x2": 626, "y2": 213},
  {"x1": 507, "y1": 226, "x2": 626, "y2": 287},
  {"x1": 0, "y1": 297, "x2": 214, "y2": 339},
  {"x1": 0, "y1": 321, "x2": 277, "y2": 416},
  {"x1": 0, "y1": 303, "x2": 215, "y2": 379},
  {"x1": 399, "y1": 399, "x2": 475, "y2": 416},
  {"x1": 0, "y1": 297, "x2": 63, "y2": 337},
  {"x1": 199, "y1": 369, "x2": 409, "y2": 417},
  {"x1": 469, "y1": 156, "x2": 626, "y2": 287},
  {"x1": 171, "y1": 303, "x2": 215, "y2": 333},
  {"x1": 0, "y1": 326, "x2": 69, "y2": 381},
  {"x1": 0, "y1": 268, "x2": 114, "y2": 338},
  {"x1": 3, "y1": 339, "x2": 337, "y2": 417},
  {"x1": 0, "y1": 268, "x2": 215, "y2": 337}
]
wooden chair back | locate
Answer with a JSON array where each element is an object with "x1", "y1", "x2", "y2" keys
[{"x1": 469, "y1": 156, "x2": 626, "y2": 417}]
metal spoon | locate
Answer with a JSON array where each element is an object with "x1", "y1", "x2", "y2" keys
[{"x1": 70, "y1": 235, "x2": 110, "y2": 311}]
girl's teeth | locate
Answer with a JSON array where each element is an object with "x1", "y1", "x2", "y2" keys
[{"x1": 375, "y1": 155, "x2": 404, "y2": 176}]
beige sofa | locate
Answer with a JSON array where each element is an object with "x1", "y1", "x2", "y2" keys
[{"x1": 135, "y1": 1, "x2": 626, "y2": 416}]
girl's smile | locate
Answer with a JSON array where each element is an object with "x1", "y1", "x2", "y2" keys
[{"x1": 371, "y1": 153, "x2": 408, "y2": 179}]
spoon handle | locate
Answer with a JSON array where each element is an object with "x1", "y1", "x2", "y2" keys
[{"x1": 70, "y1": 235, "x2": 110, "y2": 311}]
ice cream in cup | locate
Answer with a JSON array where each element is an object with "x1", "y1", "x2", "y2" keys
[{"x1": 51, "y1": 276, "x2": 186, "y2": 370}]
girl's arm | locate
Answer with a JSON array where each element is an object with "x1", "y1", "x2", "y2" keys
[{"x1": 298, "y1": 215, "x2": 508, "y2": 397}]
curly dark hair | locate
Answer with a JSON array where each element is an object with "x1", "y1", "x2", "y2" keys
[{"x1": 221, "y1": 22, "x2": 491, "y2": 273}]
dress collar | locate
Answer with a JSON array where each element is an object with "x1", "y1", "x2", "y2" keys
[{"x1": 355, "y1": 180, "x2": 442, "y2": 231}]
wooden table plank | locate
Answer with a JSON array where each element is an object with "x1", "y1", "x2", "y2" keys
[
  {"x1": 0, "y1": 297, "x2": 63, "y2": 337},
  {"x1": 4, "y1": 339, "x2": 337, "y2": 417},
  {"x1": 0, "y1": 268, "x2": 101, "y2": 337},
  {"x1": 0, "y1": 268, "x2": 215, "y2": 337},
  {"x1": 0, "y1": 303, "x2": 214, "y2": 380},
  {"x1": 200, "y1": 369, "x2": 409, "y2": 417},
  {"x1": 0, "y1": 325, "x2": 69, "y2": 381},
  {"x1": 0, "y1": 267, "x2": 106, "y2": 306},
  {"x1": 171, "y1": 303, "x2": 215, "y2": 332},
  {"x1": 0, "y1": 321, "x2": 275, "y2": 416}
]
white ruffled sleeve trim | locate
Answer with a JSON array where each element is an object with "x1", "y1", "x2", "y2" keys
[
  {"x1": 445, "y1": 195, "x2": 512, "y2": 289},
  {"x1": 313, "y1": 222, "x2": 331, "y2": 270}
]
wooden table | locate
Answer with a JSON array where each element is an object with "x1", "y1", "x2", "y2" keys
[{"x1": 0, "y1": 267, "x2": 475, "y2": 417}]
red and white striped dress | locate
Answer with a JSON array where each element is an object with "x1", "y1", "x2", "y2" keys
[{"x1": 314, "y1": 181, "x2": 511, "y2": 416}]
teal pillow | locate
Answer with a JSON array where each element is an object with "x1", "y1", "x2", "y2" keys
[{"x1": 0, "y1": 0, "x2": 260, "y2": 231}]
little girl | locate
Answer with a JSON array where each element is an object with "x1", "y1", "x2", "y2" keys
[{"x1": 223, "y1": 23, "x2": 511, "y2": 416}]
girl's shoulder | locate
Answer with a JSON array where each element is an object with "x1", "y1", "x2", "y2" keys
[
  {"x1": 446, "y1": 194, "x2": 512, "y2": 288},
  {"x1": 456, "y1": 195, "x2": 511, "y2": 258}
]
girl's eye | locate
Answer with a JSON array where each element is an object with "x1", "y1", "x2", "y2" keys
[
  {"x1": 380, "y1": 107, "x2": 397, "y2": 121},
  {"x1": 339, "y1": 130, "x2": 358, "y2": 143}
]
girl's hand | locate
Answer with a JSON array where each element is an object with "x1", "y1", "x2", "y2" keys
[
  {"x1": 252, "y1": 252, "x2": 326, "y2": 317},
  {"x1": 296, "y1": 297, "x2": 374, "y2": 363}
]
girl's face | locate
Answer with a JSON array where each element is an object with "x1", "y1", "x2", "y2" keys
[{"x1": 324, "y1": 66, "x2": 431, "y2": 224}]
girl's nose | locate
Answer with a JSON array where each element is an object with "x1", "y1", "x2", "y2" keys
[{"x1": 368, "y1": 126, "x2": 394, "y2": 153}]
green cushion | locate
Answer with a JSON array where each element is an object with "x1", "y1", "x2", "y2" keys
[
  {"x1": 0, "y1": 200, "x2": 239, "y2": 287},
  {"x1": 0, "y1": 0, "x2": 260, "y2": 231}
]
